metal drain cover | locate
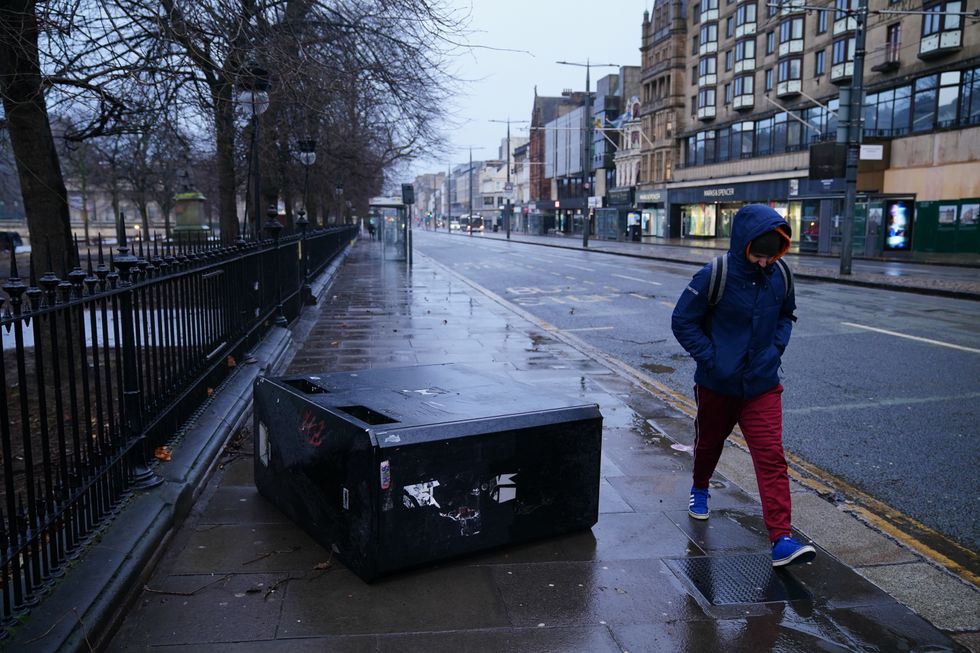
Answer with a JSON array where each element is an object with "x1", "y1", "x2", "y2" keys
[{"x1": 666, "y1": 554, "x2": 811, "y2": 605}]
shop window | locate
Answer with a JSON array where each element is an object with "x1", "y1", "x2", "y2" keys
[
  {"x1": 912, "y1": 74, "x2": 938, "y2": 132},
  {"x1": 960, "y1": 67, "x2": 980, "y2": 126},
  {"x1": 756, "y1": 115, "x2": 773, "y2": 155}
]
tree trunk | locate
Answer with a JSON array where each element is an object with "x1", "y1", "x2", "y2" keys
[
  {"x1": 212, "y1": 82, "x2": 239, "y2": 242},
  {"x1": 0, "y1": 1, "x2": 75, "y2": 273}
]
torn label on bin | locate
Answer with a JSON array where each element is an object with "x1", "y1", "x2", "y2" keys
[
  {"x1": 403, "y1": 480, "x2": 441, "y2": 509},
  {"x1": 491, "y1": 473, "x2": 518, "y2": 503},
  {"x1": 380, "y1": 460, "x2": 391, "y2": 490}
]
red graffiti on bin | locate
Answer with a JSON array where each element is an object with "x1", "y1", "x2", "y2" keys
[{"x1": 300, "y1": 409, "x2": 326, "y2": 447}]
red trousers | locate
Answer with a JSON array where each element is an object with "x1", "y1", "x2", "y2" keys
[{"x1": 692, "y1": 384, "x2": 791, "y2": 542}]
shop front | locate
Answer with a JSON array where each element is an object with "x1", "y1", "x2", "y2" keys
[
  {"x1": 670, "y1": 180, "x2": 802, "y2": 246},
  {"x1": 637, "y1": 189, "x2": 671, "y2": 238}
]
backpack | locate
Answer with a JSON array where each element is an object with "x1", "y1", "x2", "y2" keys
[{"x1": 707, "y1": 255, "x2": 793, "y2": 306}]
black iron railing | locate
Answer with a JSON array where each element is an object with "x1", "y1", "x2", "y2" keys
[{"x1": 0, "y1": 224, "x2": 354, "y2": 633}]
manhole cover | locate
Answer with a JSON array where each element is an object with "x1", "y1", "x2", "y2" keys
[{"x1": 666, "y1": 554, "x2": 811, "y2": 605}]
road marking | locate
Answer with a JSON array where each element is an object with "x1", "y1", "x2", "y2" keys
[
  {"x1": 566, "y1": 264, "x2": 596, "y2": 272},
  {"x1": 660, "y1": 301, "x2": 675, "y2": 309},
  {"x1": 629, "y1": 293, "x2": 647, "y2": 300},
  {"x1": 612, "y1": 273, "x2": 662, "y2": 286},
  {"x1": 565, "y1": 326, "x2": 616, "y2": 332},
  {"x1": 841, "y1": 322, "x2": 980, "y2": 354},
  {"x1": 784, "y1": 391, "x2": 980, "y2": 415}
]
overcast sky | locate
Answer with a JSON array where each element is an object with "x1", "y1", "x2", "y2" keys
[{"x1": 407, "y1": 0, "x2": 653, "y2": 179}]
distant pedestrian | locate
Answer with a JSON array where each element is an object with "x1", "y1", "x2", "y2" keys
[
  {"x1": 671, "y1": 204, "x2": 816, "y2": 568},
  {"x1": 367, "y1": 221, "x2": 376, "y2": 240}
]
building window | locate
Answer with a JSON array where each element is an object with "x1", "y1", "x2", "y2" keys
[
  {"x1": 692, "y1": 35, "x2": 700, "y2": 55},
  {"x1": 815, "y1": 49, "x2": 826, "y2": 76},
  {"x1": 734, "y1": 74, "x2": 754, "y2": 96},
  {"x1": 699, "y1": 56, "x2": 717, "y2": 78},
  {"x1": 725, "y1": 82, "x2": 733, "y2": 103},
  {"x1": 913, "y1": 74, "x2": 938, "y2": 132},
  {"x1": 778, "y1": 57, "x2": 802, "y2": 82},
  {"x1": 693, "y1": 2, "x2": 701, "y2": 23},
  {"x1": 817, "y1": 9, "x2": 828, "y2": 33},
  {"x1": 756, "y1": 115, "x2": 773, "y2": 155},
  {"x1": 834, "y1": 0, "x2": 852, "y2": 20},
  {"x1": 778, "y1": 17, "x2": 804, "y2": 45},
  {"x1": 886, "y1": 22, "x2": 901, "y2": 51},
  {"x1": 922, "y1": 1, "x2": 961, "y2": 37},
  {"x1": 765, "y1": 68, "x2": 774, "y2": 90},
  {"x1": 725, "y1": 49, "x2": 734, "y2": 70},
  {"x1": 832, "y1": 37, "x2": 855, "y2": 65},
  {"x1": 767, "y1": 1, "x2": 778, "y2": 17},
  {"x1": 766, "y1": 31, "x2": 775, "y2": 54},
  {"x1": 700, "y1": 23, "x2": 718, "y2": 51},
  {"x1": 736, "y1": 3, "x2": 757, "y2": 27},
  {"x1": 960, "y1": 67, "x2": 980, "y2": 126},
  {"x1": 727, "y1": 16, "x2": 734, "y2": 37},
  {"x1": 911, "y1": 71, "x2": 963, "y2": 131},
  {"x1": 692, "y1": 66, "x2": 699, "y2": 85},
  {"x1": 735, "y1": 38, "x2": 756, "y2": 67},
  {"x1": 698, "y1": 87, "x2": 716, "y2": 109}
]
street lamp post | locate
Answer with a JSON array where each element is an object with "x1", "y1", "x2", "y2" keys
[
  {"x1": 469, "y1": 147, "x2": 474, "y2": 236},
  {"x1": 297, "y1": 139, "x2": 316, "y2": 225},
  {"x1": 489, "y1": 118, "x2": 530, "y2": 240},
  {"x1": 556, "y1": 59, "x2": 618, "y2": 248},
  {"x1": 334, "y1": 182, "x2": 344, "y2": 226},
  {"x1": 236, "y1": 64, "x2": 271, "y2": 241},
  {"x1": 264, "y1": 205, "x2": 288, "y2": 326},
  {"x1": 446, "y1": 162, "x2": 452, "y2": 232},
  {"x1": 839, "y1": 0, "x2": 868, "y2": 275}
]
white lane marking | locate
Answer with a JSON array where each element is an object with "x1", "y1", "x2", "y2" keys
[
  {"x1": 660, "y1": 301, "x2": 676, "y2": 309},
  {"x1": 785, "y1": 391, "x2": 980, "y2": 415},
  {"x1": 564, "y1": 326, "x2": 616, "y2": 332},
  {"x1": 629, "y1": 293, "x2": 647, "y2": 300},
  {"x1": 612, "y1": 274, "x2": 662, "y2": 286},
  {"x1": 566, "y1": 264, "x2": 596, "y2": 272},
  {"x1": 841, "y1": 322, "x2": 980, "y2": 354}
]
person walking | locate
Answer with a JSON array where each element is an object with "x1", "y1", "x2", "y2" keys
[{"x1": 671, "y1": 204, "x2": 816, "y2": 568}]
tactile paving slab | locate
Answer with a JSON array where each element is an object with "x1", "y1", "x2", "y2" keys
[{"x1": 666, "y1": 554, "x2": 812, "y2": 605}]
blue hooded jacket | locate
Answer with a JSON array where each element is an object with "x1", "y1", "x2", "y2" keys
[{"x1": 671, "y1": 204, "x2": 796, "y2": 399}]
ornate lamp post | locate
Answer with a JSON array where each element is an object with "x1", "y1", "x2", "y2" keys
[
  {"x1": 264, "y1": 205, "x2": 288, "y2": 326},
  {"x1": 296, "y1": 139, "x2": 316, "y2": 304},
  {"x1": 297, "y1": 139, "x2": 316, "y2": 224},
  {"x1": 334, "y1": 182, "x2": 344, "y2": 225},
  {"x1": 236, "y1": 64, "x2": 270, "y2": 241}
]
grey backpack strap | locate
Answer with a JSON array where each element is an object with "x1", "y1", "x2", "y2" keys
[
  {"x1": 774, "y1": 258, "x2": 793, "y2": 300},
  {"x1": 707, "y1": 255, "x2": 727, "y2": 306}
]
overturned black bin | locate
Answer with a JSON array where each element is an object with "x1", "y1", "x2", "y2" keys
[{"x1": 253, "y1": 363, "x2": 602, "y2": 582}]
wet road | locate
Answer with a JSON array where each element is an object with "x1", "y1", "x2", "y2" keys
[{"x1": 413, "y1": 230, "x2": 980, "y2": 553}]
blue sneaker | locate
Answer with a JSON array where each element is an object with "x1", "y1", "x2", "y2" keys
[
  {"x1": 771, "y1": 536, "x2": 816, "y2": 567},
  {"x1": 688, "y1": 486, "x2": 710, "y2": 520}
]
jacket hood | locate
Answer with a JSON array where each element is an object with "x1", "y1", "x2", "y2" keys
[{"x1": 729, "y1": 204, "x2": 792, "y2": 262}]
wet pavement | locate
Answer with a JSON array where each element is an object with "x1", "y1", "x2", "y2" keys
[{"x1": 98, "y1": 236, "x2": 977, "y2": 652}]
